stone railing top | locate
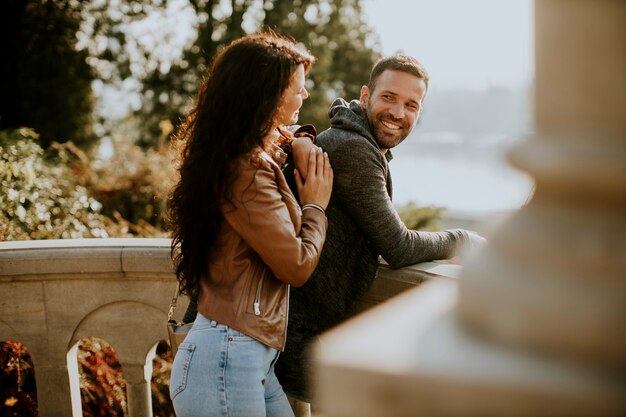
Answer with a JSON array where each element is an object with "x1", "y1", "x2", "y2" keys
[
  {"x1": 380, "y1": 260, "x2": 461, "y2": 279},
  {"x1": 0, "y1": 238, "x2": 173, "y2": 278},
  {"x1": 1, "y1": 238, "x2": 461, "y2": 281},
  {"x1": 0, "y1": 237, "x2": 171, "y2": 251}
]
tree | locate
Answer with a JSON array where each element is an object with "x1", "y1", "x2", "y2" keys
[
  {"x1": 76, "y1": 0, "x2": 188, "y2": 147},
  {"x1": 0, "y1": 0, "x2": 95, "y2": 148},
  {"x1": 1, "y1": 0, "x2": 381, "y2": 148},
  {"x1": 134, "y1": 0, "x2": 381, "y2": 146}
]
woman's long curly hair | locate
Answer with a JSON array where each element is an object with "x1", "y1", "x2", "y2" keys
[{"x1": 168, "y1": 32, "x2": 315, "y2": 298}]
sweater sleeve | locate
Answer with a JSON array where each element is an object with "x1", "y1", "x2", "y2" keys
[{"x1": 330, "y1": 139, "x2": 468, "y2": 268}]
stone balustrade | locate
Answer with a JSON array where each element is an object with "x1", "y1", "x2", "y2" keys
[{"x1": 0, "y1": 238, "x2": 460, "y2": 417}]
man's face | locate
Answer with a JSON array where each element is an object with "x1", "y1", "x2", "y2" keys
[{"x1": 360, "y1": 70, "x2": 427, "y2": 151}]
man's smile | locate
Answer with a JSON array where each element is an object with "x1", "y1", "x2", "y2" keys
[{"x1": 380, "y1": 119, "x2": 402, "y2": 130}]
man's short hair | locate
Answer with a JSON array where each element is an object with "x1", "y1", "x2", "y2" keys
[{"x1": 368, "y1": 55, "x2": 429, "y2": 92}]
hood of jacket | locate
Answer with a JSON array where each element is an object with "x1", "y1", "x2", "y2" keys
[{"x1": 327, "y1": 98, "x2": 393, "y2": 161}]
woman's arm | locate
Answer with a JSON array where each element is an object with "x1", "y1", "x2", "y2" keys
[{"x1": 224, "y1": 150, "x2": 332, "y2": 286}]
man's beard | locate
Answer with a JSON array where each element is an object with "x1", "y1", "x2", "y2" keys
[{"x1": 367, "y1": 110, "x2": 411, "y2": 150}]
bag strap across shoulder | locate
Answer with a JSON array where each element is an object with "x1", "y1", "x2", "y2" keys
[{"x1": 167, "y1": 281, "x2": 180, "y2": 322}]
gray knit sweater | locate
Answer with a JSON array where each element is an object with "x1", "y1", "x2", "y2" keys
[{"x1": 275, "y1": 98, "x2": 469, "y2": 401}]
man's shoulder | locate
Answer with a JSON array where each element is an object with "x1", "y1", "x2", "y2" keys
[
  {"x1": 318, "y1": 130, "x2": 386, "y2": 173},
  {"x1": 317, "y1": 127, "x2": 378, "y2": 155}
]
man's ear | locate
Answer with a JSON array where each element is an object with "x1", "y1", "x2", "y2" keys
[{"x1": 359, "y1": 85, "x2": 369, "y2": 109}]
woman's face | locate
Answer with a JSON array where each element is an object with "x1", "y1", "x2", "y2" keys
[{"x1": 276, "y1": 64, "x2": 309, "y2": 126}]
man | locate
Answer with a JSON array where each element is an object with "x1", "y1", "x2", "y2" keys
[{"x1": 274, "y1": 55, "x2": 485, "y2": 402}]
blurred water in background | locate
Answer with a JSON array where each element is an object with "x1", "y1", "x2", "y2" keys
[
  {"x1": 392, "y1": 132, "x2": 532, "y2": 212},
  {"x1": 391, "y1": 130, "x2": 534, "y2": 234}
]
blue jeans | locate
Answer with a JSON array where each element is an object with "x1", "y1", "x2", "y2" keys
[{"x1": 170, "y1": 313, "x2": 294, "y2": 417}]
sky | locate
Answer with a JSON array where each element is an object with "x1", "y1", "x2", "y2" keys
[{"x1": 361, "y1": 0, "x2": 534, "y2": 91}]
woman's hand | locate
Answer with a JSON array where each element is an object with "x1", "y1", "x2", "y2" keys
[
  {"x1": 295, "y1": 147, "x2": 333, "y2": 209},
  {"x1": 291, "y1": 136, "x2": 316, "y2": 180}
]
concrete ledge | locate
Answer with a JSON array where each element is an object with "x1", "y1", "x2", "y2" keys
[
  {"x1": 315, "y1": 280, "x2": 626, "y2": 417},
  {"x1": 357, "y1": 261, "x2": 460, "y2": 312},
  {"x1": 0, "y1": 238, "x2": 172, "y2": 278}
]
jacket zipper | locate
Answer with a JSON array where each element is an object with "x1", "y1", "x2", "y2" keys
[
  {"x1": 253, "y1": 266, "x2": 267, "y2": 316},
  {"x1": 283, "y1": 282, "x2": 290, "y2": 350}
]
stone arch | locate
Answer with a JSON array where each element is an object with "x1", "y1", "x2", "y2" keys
[
  {"x1": 67, "y1": 301, "x2": 167, "y2": 417},
  {"x1": 68, "y1": 300, "x2": 166, "y2": 364}
]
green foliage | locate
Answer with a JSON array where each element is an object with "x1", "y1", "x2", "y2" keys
[
  {"x1": 397, "y1": 201, "x2": 445, "y2": 231},
  {"x1": 75, "y1": 0, "x2": 181, "y2": 147},
  {"x1": 0, "y1": 127, "x2": 175, "y2": 240},
  {"x1": 86, "y1": 133, "x2": 176, "y2": 236},
  {"x1": 0, "y1": 0, "x2": 96, "y2": 149},
  {"x1": 0, "y1": 128, "x2": 112, "y2": 240},
  {"x1": 1, "y1": 0, "x2": 380, "y2": 148},
  {"x1": 88, "y1": 121, "x2": 175, "y2": 235},
  {"x1": 131, "y1": 0, "x2": 381, "y2": 146}
]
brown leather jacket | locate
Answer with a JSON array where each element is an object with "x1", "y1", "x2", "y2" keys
[{"x1": 196, "y1": 148, "x2": 328, "y2": 351}]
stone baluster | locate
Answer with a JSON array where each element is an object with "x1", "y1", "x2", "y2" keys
[{"x1": 457, "y1": 0, "x2": 626, "y2": 375}]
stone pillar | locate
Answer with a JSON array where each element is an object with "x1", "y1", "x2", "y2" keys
[
  {"x1": 34, "y1": 362, "x2": 78, "y2": 417},
  {"x1": 457, "y1": 0, "x2": 626, "y2": 372},
  {"x1": 123, "y1": 361, "x2": 155, "y2": 417},
  {"x1": 30, "y1": 332, "x2": 82, "y2": 417}
]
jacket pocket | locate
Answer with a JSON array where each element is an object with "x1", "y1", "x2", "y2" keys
[{"x1": 169, "y1": 342, "x2": 195, "y2": 399}]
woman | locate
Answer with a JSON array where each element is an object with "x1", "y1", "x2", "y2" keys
[{"x1": 167, "y1": 32, "x2": 333, "y2": 417}]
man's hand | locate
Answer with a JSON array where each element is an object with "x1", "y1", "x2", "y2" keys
[
  {"x1": 447, "y1": 230, "x2": 487, "y2": 264},
  {"x1": 466, "y1": 230, "x2": 487, "y2": 248}
]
